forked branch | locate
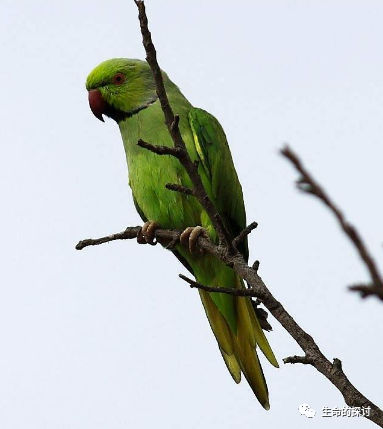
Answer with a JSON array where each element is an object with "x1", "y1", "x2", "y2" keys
[
  {"x1": 281, "y1": 145, "x2": 383, "y2": 301},
  {"x1": 77, "y1": 1, "x2": 383, "y2": 426}
]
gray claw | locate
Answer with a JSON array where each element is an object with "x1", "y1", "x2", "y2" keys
[
  {"x1": 180, "y1": 226, "x2": 207, "y2": 253},
  {"x1": 137, "y1": 221, "x2": 159, "y2": 245},
  {"x1": 141, "y1": 221, "x2": 159, "y2": 245}
]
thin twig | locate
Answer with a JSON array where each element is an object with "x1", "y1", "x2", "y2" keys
[
  {"x1": 178, "y1": 274, "x2": 265, "y2": 298},
  {"x1": 252, "y1": 260, "x2": 260, "y2": 272},
  {"x1": 349, "y1": 284, "x2": 383, "y2": 301},
  {"x1": 76, "y1": 226, "x2": 208, "y2": 252},
  {"x1": 164, "y1": 231, "x2": 181, "y2": 250},
  {"x1": 76, "y1": 227, "x2": 141, "y2": 250},
  {"x1": 281, "y1": 145, "x2": 383, "y2": 300},
  {"x1": 232, "y1": 221, "x2": 258, "y2": 249},
  {"x1": 333, "y1": 358, "x2": 343, "y2": 371},
  {"x1": 165, "y1": 183, "x2": 195, "y2": 196},
  {"x1": 137, "y1": 139, "x2": 181, "y2": 156},
  {"x1": 283, "y1": 355, "x2": 314, "y2": 365}
]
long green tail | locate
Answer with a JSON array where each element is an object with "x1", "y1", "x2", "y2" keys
[{"x1": 198, "y1": 275, "x2": 278, "y2": 409}]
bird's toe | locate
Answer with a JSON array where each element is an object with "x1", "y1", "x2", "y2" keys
[
  {"x1": 137, "y1": 221, "x2": 159, "y2": 245},
  {"x1": 180, "y1": 226, "x2": 207, "y2": 253}
]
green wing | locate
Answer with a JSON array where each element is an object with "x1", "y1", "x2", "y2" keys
[
  {"x1": 188, "y1": 108, "x2": 249, "y2": 260},
  {"x1": 188, "y1": 108, "x2": 278, "y2": 406}
]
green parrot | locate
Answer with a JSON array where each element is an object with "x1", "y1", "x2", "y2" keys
[{"x1": 86, "y1": 58, "x2": 278, "y2": 408}]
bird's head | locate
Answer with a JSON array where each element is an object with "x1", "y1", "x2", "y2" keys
[{"x1": 86, "y1": 58, "x2": 158, "y2": 122}]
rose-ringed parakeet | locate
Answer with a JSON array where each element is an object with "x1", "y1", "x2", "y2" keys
[{"x1": 86, "y1": 58, "x2": 278, "y2": 408}]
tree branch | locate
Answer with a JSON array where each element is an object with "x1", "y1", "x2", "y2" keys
[
  {"x1": 232, "y1": 221, "x2": 258, "y2": 249},
  {"x1": 133, "y1": 3, "x2": 383, "y2": 424},
  {"x1": 78, "y1": 2, "x2": 383, "y2": 426},
  {"x1": 76, "y1": 227, "x2": 141, "y2": 250},
  {"x1": 281, "y1": 145, "x2": 383, "y2": 301},
  {"x1": 283, "y1": 355, "x2": 314, "y2": 365},
  {"x1": 76, "y1": 222, "x2": 383, "y2": 425},
  {"x1": 349, "y1": 283, "x2": 383, "y2": 300},
  {"x1": 165, "y1": 183, "x2": 195, "y2": 196},
  {"x1": 179, "y1": 274, "x2": 261, "y2": 297},
  {"x1": 137, "y1": 138, "x2": 181, "y2": 156},
  {"x1": 134, "y1": 0, "x2": 234, "y2": 249}
]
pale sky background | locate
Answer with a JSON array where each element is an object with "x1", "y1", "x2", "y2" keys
[{"x1": 1, "y1": 1, "x2": 383, "y2": 428}]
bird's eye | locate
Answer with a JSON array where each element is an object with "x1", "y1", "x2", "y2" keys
[{"x1": 113, "y1": 73, "x2": 126, "y2": 85}]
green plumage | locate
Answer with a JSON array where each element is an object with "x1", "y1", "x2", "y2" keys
[{"x1": 86, "y1": 58, "x2": 278, "y2": 408}]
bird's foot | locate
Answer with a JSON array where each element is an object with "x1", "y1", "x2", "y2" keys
[
  {"x1": 137, "y1": 221, "x2": 159, "y2": 245},
  {"x1": 180, "y1": 226, "x2": 208, "y2": 253}
]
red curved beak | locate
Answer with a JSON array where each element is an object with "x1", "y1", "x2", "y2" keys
[{"x1": 88, "y1": 89, "x2": 106, "y2": 122}]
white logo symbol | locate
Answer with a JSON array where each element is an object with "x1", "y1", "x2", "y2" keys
[{"x1": 299, "y1": 404, "x2": 316, "y2": 418}]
